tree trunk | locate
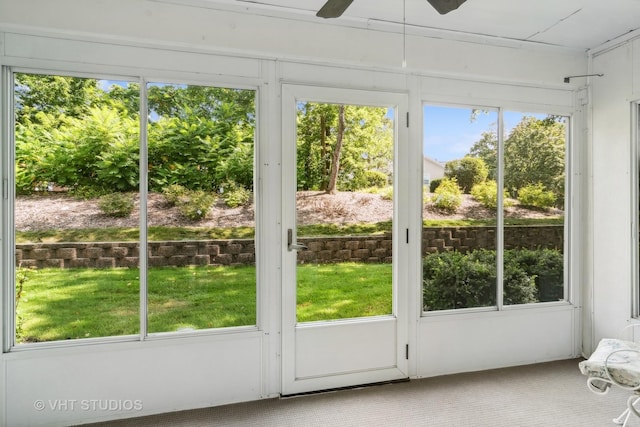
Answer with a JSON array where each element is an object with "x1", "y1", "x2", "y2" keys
[
  {"x1": 320, "y1": 114, "x2": 328, "y2": 191},
  {"x1": 326, "y1": 105, "x2": 345, "y2": 195}
]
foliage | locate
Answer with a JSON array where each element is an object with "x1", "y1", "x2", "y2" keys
[
  {"x1": 162, "y1": 185, "x2": 216, "y2": 220},
  {"x1": 469, "y1": 116, "x2": 565, "y2": 207},
  {"x1": 221, "y1": 183, "x2": 252, "y2": 208},
  {"x1": 15, "y1": 75, "x2": 256, "y2": 195},
  {"x1": 296, "y1": 102, "x2": 393, "y2": 192},
  {"x1": 14, "y1": 115, "x2": 56, "y2": 194},
  {"x1": 15, "y1": 266, "x2": 34, "y2": 341},
  {"x1": 431, "y1": 177, "x2": 462, "y2": 212},
  {"x1": 423, "y1": 250, "x2": 496, "y2": 310},
  {"x1": 380, "y1": 186, "x2": 393, "y2": 201},
  {"x1": 470, "y1": 180, "x2": 512, "y2": 209},
  {"x1": 444, "y1": 156, "x2": 488, "y2": 193},
  {"x1": 14, "y1": 74, "x2": 103, "y2": 127},
  {"x1": 364, "y1": 170, "x2": 389, "y2": 188},
  {"x1": 469, "y1": 131, "x2": 497, "y2": 180},
  {"x1": 422, "y1": 248, "x2": 561, "y2": 310},
  {"x1": 177, "y1": 190, "x2": 215, "y2": 221},
  {"x1": 504, "y1": 117, "x2": 565, "y2": 204},
  {"x1": 162, "y1": 184, "x2": 189, "y2": 206},
  {"x1": 429, "y1": 178, "x2": 442, "y2": 193},
  {"x1": 508, "y1": 248, "x2": 564, "y2": 302},
  {"x1": 98, "y1": 193, "x2": 135, "y2": 218},
  {"x1": 517, "y1": 183, "x2": 557, "y2": 209},
  {"x1": 70, "y1": 185, "x2": 113, "y2": 200},
  {"x1": 16, "y1": 107, "x2": 141, "y2": 193}
]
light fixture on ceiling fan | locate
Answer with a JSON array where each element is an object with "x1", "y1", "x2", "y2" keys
[{"x1": 316, "y1": 0, "x2": 468, "y2": 18}]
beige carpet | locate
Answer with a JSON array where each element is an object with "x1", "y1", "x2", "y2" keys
[{"x1": 82, "y1": 358, "x2": 640, "y2": 426}]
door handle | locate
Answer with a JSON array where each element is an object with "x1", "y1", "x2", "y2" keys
[{"x1": 287, "y1": 228, "x2": 308, "y2": 252}]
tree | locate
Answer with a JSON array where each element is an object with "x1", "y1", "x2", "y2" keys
[
  {"x1": 296, "y1": 102, "x2": 393, "y2": 192},
  {"x1": 444, "y1": 156, "x2": 488, "y2": 193},
  {"x1": 14, "y1": 74, "x2": 257, "y2": 194},
  {"x1": 503, "y1": 116, "x2": 565, "y2": 203},
  {"x1": 468, "y1": 116, "x2": 565, "y2": 206},
  {"x1": 14, "y1": 74, "x2": 103, "y2": 126},
  {"x1": 326, "y1": 105, "x2": 345, "y2": 194},
  {"x1": 469, "y1": 130, "x2": 497, "y2": 180}
]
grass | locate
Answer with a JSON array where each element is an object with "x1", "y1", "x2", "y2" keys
[
  {"x1": 297, "y1": 263, "x2": 392, "y2": 321},
  {"x1": 16, "y1": 262, "x2": 391, "y2": 343},
  {"x1": 15, "y1": 218, "x2": 562, "y2": 243}
]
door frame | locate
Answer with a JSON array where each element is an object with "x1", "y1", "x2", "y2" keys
[{"x1": 280, "y1": 84, "x2": 410, "y2": 395}]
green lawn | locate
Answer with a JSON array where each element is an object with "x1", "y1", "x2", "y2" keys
[
  {"x1": 16, "y1": 263, "x2": 392, "y2": 343},
  {"x1": 15, "y1": 217, "x2": 563, "y2": 243}
]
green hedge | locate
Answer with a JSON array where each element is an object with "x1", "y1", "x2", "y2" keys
[{"x1": 422, "y1": 248, "x2": 563, "y2": 311}]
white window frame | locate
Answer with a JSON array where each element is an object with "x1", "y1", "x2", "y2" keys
[
  {"x1": 3, "y1": 67, "x2": 262, "y2": 351},
  {"x1": 632, "y1": 101, "x2": 640, "y2": 318},
  {"x1": 420, "y1": 102, "x2": 573, "y2": 316}
]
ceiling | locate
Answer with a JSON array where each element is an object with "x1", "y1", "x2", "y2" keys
[{"x1": 222, "y1": 0, "x2": 640, "y2": 51}]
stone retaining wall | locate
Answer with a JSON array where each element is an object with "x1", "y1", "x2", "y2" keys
[{"x1": 16, "y1": 225, "x2": 563, "y2": 269}]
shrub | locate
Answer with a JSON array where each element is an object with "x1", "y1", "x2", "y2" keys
[
  {"x1": 71, "y1": 185, "x2": 112, "y2": 200},
  {"x1": 470, "y1": 180, "x2": 512, "y2": 209},
  {"x1": 163, "y1": 184, "x2": 189, "y2": 206},
  {"x1": 517, "y1": 183, "x2": 556, "y2": 209},
  {"x1": 422, "y1": 248, "x2": 547, "y2": 311},
  {"x1": 364, "y1": 170, "x2": 389, "y2": 188},
  {"x1": 507, "y1": 248, "x2": 563, "y2": 302},
  {"x1": 98, "y1": 193, "x2": 134, "y2": 217},
  {"x1": 444, "y1": 156, "x2": 489, "y2": 193},
  {"x1": 422, "y1": 250, "x2": 496, "y2": 310},
  {"x1": 15, "y1": 120, "x2": 54, "y2": 194},
  {"x1": 178, "y1": 190, "x2": 215, "y2": 221},
  {"x1": 431, "y1": 177, "x2": 462, "y2": 212},
  {"x1": 380, "y1": 186, "x2": 393, "y2": 201},
  {"x1": 221, "y1": 183, "x2": 252, "y2": 208},
  {"x1": 429, "y1": 178, "x2": 442, "y2": 193}
]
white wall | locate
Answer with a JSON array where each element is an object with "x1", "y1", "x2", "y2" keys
[
  {"x1": 0, "y1": 1, "x2": 588, "y2": 425},
  {"x1": 589, "y1": 36, "x2": 640, "y2": 347}
]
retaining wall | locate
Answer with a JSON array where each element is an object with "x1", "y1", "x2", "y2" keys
[{"x1": 16, "y1": 225, "x2": 563, "y2": 269}]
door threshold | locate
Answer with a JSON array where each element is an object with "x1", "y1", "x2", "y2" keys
[{"x1": 280, "y1": 377, "x2": 410, "y2": 399}]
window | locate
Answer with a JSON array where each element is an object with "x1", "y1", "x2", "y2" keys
[
  {"x1": 293, "y1": 101, "x2": 395, "y2": 322},
  {"x1": 145, "y1": 82, "x2": 256, "y2": 334},
  {"x1": 9, "y1": 71, "x2": 257, "y2": 346},
  {"x1": 422, "y1": 104, "x2": 567, "y2": 313}
]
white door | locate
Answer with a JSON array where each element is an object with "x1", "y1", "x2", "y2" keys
[{"x1": 281, "y1": 85, "x2": 409, "y2": 395}]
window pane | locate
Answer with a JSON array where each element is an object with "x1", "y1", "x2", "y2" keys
[
  {"x1": 422, "y1": 106, "x2": 498, "y2": 311},
  {"x1": 14, "y1": 73, "x2": 140, "y2": 343},
  {"x1": 294, "y1": 102, "x2": 394, "y2": 322},
  {"x1": 503, "y1": 112, "x2": 566, "y2": 305},
  {"x1": 145, "y1": 83, "x2": 257, "y2": 333}
]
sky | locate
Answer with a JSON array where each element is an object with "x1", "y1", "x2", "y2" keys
[{"x1": 423, "y1": 106, "x2": 547, "y2": 163}]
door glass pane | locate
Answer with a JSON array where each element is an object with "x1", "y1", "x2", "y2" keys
[
  {"x1": 422, "y1": 105, "x2": 498, "y2": 311},
  {"x1": 503, "y1": 112, "x2": 566, "y2": 305},
  {"x1": 145, "y1": 82, "x2": 257, "y2": 333},
  {"x1": 14, "y1": 73, "x2": 140, "y2": 343},
  {"x1": 295, "y1": 102, "x2": 394, "y2": 322}
]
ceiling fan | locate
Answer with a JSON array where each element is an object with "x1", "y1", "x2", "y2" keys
[{"x1": 316, "y1": 0, "x2": 468, "y2": 18}]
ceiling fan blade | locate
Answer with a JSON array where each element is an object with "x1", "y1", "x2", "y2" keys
[
  {"x1": 427, "y1": 0, "x2": 468, "y2": 15},
  {"x1": 316, "y1": 0, "x2": 354, "y2": 19}
]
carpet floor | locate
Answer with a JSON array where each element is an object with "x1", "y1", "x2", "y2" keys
[{"x1": 82, "y1": 358, "x2": 640, "y2": 426}]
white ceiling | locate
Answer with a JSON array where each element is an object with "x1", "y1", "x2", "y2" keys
[{"x1": 226, "y1": 0, "x2": 640, "y2": 51}]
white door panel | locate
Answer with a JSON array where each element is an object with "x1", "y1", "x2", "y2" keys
[{"x1": 281, "y1": 85, "x2": 409, "y2": 395}]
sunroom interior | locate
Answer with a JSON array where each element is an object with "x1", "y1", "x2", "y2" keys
[{"x1": 2, "y1": 0, "x2": 640, "y2": 425}]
